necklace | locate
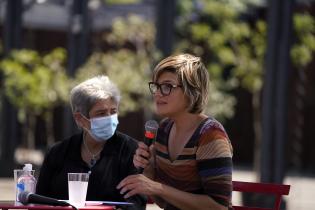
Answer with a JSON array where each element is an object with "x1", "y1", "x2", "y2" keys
[{"x1": 83, "y1": 134, "x2": 103, "y2": 167}]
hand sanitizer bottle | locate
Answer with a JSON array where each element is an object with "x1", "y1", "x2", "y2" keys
[{"x1": 16, "y1": 163, "x2": 36, "y2": 202}]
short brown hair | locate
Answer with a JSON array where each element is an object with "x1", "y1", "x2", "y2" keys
[{"x1": 152, "y1": 54, "x2": 209, "y2": 114}]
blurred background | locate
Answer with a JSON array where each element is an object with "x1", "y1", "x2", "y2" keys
[{"x1": 0, "y1": 0, "x2": 314, "y2": 209}]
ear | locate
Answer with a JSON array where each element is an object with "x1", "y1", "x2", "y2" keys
[{"x1": 73, "y1": 112, "x2": 84, "y2": 128}]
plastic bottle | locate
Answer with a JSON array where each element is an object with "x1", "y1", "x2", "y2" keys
[{"x1": 16, "y1": 163, "x2": 36, "y2": 202}]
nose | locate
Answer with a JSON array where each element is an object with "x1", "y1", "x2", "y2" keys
[{"x1": 153, "y1": 87, "x2": 164, "y2": 97}]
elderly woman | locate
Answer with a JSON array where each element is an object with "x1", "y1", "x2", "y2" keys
[
  {"x1": 117, "y1": 54, "x2": 233, "y2": 210},
  {"x1": 36, "y1": 75, "x2": 146, "y2": 209}
]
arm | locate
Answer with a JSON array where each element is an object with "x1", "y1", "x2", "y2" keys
[
  {"x1": 120, "y1": 138, "x2": 147, "y2": 210},
  {"x1": 196, "y1": 137, "x2": 233, "y2": 208},
  {"x1": 155, "y1": 182, "x2": 227, "y2": 210},
  {"x1": 119, "y1": 128, "x2": 233, "y2": 209},
  {"x1": 139, "y1": 144, "x2": 166, "y2": 208},
  {"x1": 35, "y1": 148, "x2": 55, "y2": 196},
  {"x1": 119, "y1": 141, "x2": 230, "y2": 209},
  {"x1": 117, "y1": 174, "x2": 227, "y2": 210}
]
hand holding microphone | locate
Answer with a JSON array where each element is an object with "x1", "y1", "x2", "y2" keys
[
  {"x1": 118, "y1": 120, "x2": 159, "y2": 199},
  {"x1": 134, "y1": 120, "x2": 158, "y2": 173}
]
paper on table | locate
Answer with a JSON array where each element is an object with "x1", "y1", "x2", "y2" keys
[
  {"x1": 86, "y1": 201, "x2": 134, "y2": 206},
  {"x1": 59, "y1": 200, "x2": 134, "y2": 206}
]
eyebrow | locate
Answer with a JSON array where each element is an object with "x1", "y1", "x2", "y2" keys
[
  {"x1": 158, "y1": 79, "x2": 177, "y2": 83},
  {"x1": 94, "y1": 107, "x2": 117, "y2": 112}
]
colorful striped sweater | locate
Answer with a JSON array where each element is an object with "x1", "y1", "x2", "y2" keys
[{"x1": 152, "y1": 117, "x2": 233, "y2": 210}]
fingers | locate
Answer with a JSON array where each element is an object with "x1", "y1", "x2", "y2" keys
[
  {"x1": 120, "y1": 182, "x2": 139, "y2": 198},
  {"x1": 136, "y1": 144, "x2": 150, "y2": 158},
  {"x1": 117, "y1": 174, "x2": 149, "y2": 199},
  {"x1": 117, "y1": 175, "x2": 160, "y2": 199},
  {"x1": 133, "y1": 142, "x2": 152, "y2": 169},
  {"x1": 138, "y1": 142, "x2": 149, "y2": 151},
  {"x1": 123, "y1": 187, "x2": 139, "y2": 198},
  {"x1": 117, "y1": 174, "x2": 139, "y2": 189},
  {"x1": 133, "y1": 153, "x2": 149, "y2": 169},
  {"x1": 117, "y1": 175, "x2": 132, "y2": 189},
  {"x1": 116, "y1": 175, "x2": 139, "y2": 198}
]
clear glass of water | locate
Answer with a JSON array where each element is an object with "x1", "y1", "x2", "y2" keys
[{"x1": 68, "y1": 173, "x2": 89, "y2": 207}]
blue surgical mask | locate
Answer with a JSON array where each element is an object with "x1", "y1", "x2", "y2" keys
[{"x1": 88, "y1": 114, "x2": 119, "y2": 142}]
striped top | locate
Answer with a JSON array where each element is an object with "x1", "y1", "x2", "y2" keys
[{"x1": 152, "y1": 117, "x2": 233, "y2": 210}]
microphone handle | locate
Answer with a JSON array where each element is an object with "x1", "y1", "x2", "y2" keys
[
  {"x1": 28, "y1": 193, "x2": 69, "y2": 206},
  {"x1": 143, "y1": 137, "x2": 153, "y2": 147},
  {"x1": 139, "y1": 137, "x2": 154, "y2": 173},
  {"x1": 139, "y1": 167, "x2": 144, "y2": 173}
]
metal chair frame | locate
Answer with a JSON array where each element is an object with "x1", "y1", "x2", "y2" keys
[{"x1": 232, "y1": 181, "x2": 290, "y2": 210}]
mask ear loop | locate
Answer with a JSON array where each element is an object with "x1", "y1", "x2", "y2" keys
[{"x1": 75, "y1": 113, "x2": 91, "y2": 131}]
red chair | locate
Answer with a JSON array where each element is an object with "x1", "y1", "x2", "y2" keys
[{"x1": 232, "y1": 181, "x2": 290, "y2": 210}]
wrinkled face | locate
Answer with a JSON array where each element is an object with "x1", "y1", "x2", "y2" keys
[
  {"x1": 76, "y1": 98, "x2": 118, "y2": 129},
  {"x1": 88, "y1": 99, "x2": 118, "y2": 119},
  {"x1": 152, "y1": 72, "x2": 188, "y2": 118}
]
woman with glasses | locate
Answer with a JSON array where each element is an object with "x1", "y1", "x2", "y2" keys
[{"x1": 117, "y1": 54, "x2": 233, "y2": 210}]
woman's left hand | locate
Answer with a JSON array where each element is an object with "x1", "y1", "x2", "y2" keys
[{"x1": 116, "y1": 174, "x2": 162, "y2": 198}]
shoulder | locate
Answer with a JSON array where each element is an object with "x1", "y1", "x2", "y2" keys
[
  {"x1": 197, "y1": 117, "x2": 233, "y2": 158},
  {"x1": 46, "y1": 133, "x2": 81, "y2": 157},
  {"x1": 199, "y1": 117, "x2": 229, "y2": 142},
  {"x1": 114, "y1": 131, "x2": 138, "y2": 151}
]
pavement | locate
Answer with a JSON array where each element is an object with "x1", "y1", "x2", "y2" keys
[{"x1": 1, "y1": 169, "x2": 314, "y2": 210}]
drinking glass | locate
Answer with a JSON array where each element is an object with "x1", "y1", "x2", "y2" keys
[{"x1": 68, "y1": 173, "x2": 89, "y2": 207}]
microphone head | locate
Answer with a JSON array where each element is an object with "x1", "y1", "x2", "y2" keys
[
  {"x1": 145, "y1": 120, "x2": 159, "y2": 131},
  {"x1": 144, "y1": 120, "x2": 159, "y2": 141},
  {"x1": 18, "y1": 191, "x2": 30, "y2": 204},
  {"x1": 144, "y1": 120, "x2": 159, "y2": 140}
]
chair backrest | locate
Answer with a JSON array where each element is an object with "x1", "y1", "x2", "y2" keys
[{"x1": 232, "y1": 181, "x2": 290, "y2": 210}]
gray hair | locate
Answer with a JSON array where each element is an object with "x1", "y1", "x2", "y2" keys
[{"x1": 70, "y1": 75, "x2": 121, "y2": 117}]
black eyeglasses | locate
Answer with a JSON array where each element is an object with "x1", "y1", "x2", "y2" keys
[{"x1": 148, "y1": 82, "x2": 182, "y2": 96}]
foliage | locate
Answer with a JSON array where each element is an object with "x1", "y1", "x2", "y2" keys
[
  {"x1": 76, "y1": 50, "x2": 153, "y2": 115},
  {"x1": 76, "y1": 14, "x2": 159, "y2": 115},
  {"x1": 175, "y1": 0, "x2": 315, "y2": 121},
  {"x1": 0, "y1": 14, "x2": 157, "y2": 148},
  {"x1": 291, "y1": 13, "x2": 315, "y2": 67},
  {"x1": 0, "y1": 48, "x2": 71, "y2": 123},
  {"x1": 103, "y1": 14, "x2": 156, "y2": 50}
]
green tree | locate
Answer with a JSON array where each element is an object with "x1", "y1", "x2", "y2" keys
[
  {"x1": 175, "y1": 0, "x2": 315, "y2": 169},
  {"x1": 0, "y1": 48, "x2": 71, "y2": 148},
  {"x1": 289, "y1": 13, "x2": 315, "y2": 169},
  {"x1": 76, "y1": 14, "x2": 159, "y2": 117},
  {"x1": 0, "y1": 15, "x2": 158, "y2": 154}
]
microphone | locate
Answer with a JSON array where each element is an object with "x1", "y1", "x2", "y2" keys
[
  {"x1": 18, "y1": 191, "x2": 69, "y2": 206},
  {"x1": 144, "y1": 120, "x2": 159, "y2": 146},
  {"x1": 140, "y1": 120, "x2": 159, "y2": 172}
]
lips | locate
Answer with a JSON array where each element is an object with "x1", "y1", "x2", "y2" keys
[{"x1": 156, "y1": 100, "x2": 167, "y2": 105}]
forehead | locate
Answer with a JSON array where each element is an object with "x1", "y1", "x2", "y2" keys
[
  {"x1": 157, "y1": 72, "x2": 178, "y2": 83},
  {"x1": 90, "y1": 98, "x2": 118, "y2": 111}
]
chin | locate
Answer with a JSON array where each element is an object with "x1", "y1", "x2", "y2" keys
[
  {"x1": 155, "y1": 109, "x2": 164, "y2": 116},
  {"x1": 156, "y1": 110, "x2": 169, "y2": 118}
]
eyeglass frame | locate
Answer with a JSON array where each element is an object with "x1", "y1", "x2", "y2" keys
[{"x1": 148, "y1": 82, "x2": 182, "y2": 96}]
